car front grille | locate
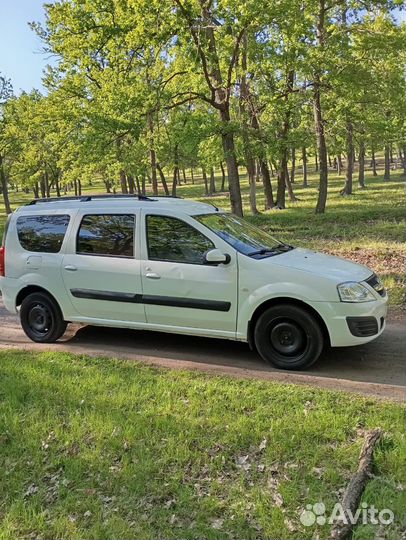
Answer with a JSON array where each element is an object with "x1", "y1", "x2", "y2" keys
[{"x1": 365, "y1": 273, "x2": 386, "y2": 297}]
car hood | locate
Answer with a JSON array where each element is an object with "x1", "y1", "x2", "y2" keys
[{"x1": 267, "y1": 248, "x2": 372, "y2": 283}]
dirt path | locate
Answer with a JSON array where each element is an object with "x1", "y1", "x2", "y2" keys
[{"x1": 0, "y1": 302, "x2": 404, "y2": 401}]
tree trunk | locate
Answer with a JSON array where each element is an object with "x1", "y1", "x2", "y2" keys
[
  {"x1": 73, "y1": 179, "x2": 78, "y2": 197},
  {"x1": 156, "y1": 163, "x2": 170, "y2": 195},
  {"x1": 220, "y1": 106, "x2": 243, "y2": 216},
  {"x1": 172, "y1": 144, "x2": 180, "y2": 196},
  {"x1": 40, "y1": 175, "x2": 46, "y2": 198},
  {"x1": 371, "y1": 147, "x2": 377, "y2": 176},
  {"x1": 172, "y1": 167, "x2": 178, "y2": 197},
  {"x1": 276, "y1": 173, "x2": 286, "y2": 210},
  {"x1": 77, "y1": 179, "x2": 82, "y2": 196},
  {"x1": 120, "y1": 170, "x2": 128, "y2": 194},
  {"x1": 244, "y1": 160, "x2": 258, "y2": 214},
  {"x1": 44, "y1": 170, "x2": 50, "y2": 198},
  {"x1": 127, "y1": 175, "x2": 135, "y2": 194},
  {"x1": 384, "y1": 145, "x2": 391, "y2": 181},
  {"x1": 55, "y1": 174, "x2": 61, "y2": 197},
  {"x1": 135, "y1": 176, "x2": 141, "y2": 195},
  {"x1": 338, "y1": 154, "x2": 344, "y2": 174},
  {"x1": 276, "y1": 69, "x2": 296, "y2": 209},
  {"x1": 340, "y1": 121, "x2": 354, "y2": 196},
  {"x1": 259, "y1": 159, "x2": 275, "y2": 209},
  {"x1": 285, "y1": 162, "x2": 297, "y2": 202},
  {"x1": 314, "y1": 148, "x2": 319, "y2": 172},
  {"x1": 104, "y1": 180, "x2": 112, "y2": 193},
  {"x1": 248, "y1": 165, "x2": 258, "y2": 214},
  {"x1": 277, "y1": 156, "x2": 287, "y2": 209},
  {"x1": 249, "y1": 111, "x2": 274, "y2": 209},
  {"x1": 202, "y1": 169, "x2": 209, "y2": 195},
  {"x1": 220, "y1": 162, "x2": 226, "y2": 191},
  {"x1": 328, "y1": 154, "x2": 332, "y2": 168},
  {"x1": 148, "y1": 114, "x2": 159, "y2": 195},
  {"x1": 33, "y1": 183, "x2": 39, "y2": 199},
  {"x1": 302, "y1": 147, "x2": 308, "y2": 187},
  {"x1": 313, "y1": 70, "x2": 328, "y2": 212},
  {"x1": 239, "y1": 33, "x2": 258, "y2": 215},
  {"x1": 141, "y1": 176, "x2": 146, "y2": 195},
  {"x1": 358, "y1": 141, "x2": 366, "y2": 188},
  {"x1": 0, "y1": 155, "x2": 12, "y2": 214},
  {"x1": 190, "y1": 168, "x2": 195, "y2": 184},
  {"x1": 209, "y1": 167, "x2": 216, "y2": 195},
  {"x1": 290, "y1": 148, "x2": 296, "y2": 183},
  {"x1": 186, "y1": 4, "x2": 243, "y2": 216},
  {"x1": 182, "y1": 168, "x2": 187, "y2": 184},
  {"x1": 402, "y1": 144, "x2": 406, "y2": 176}
]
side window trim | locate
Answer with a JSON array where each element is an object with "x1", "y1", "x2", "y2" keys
[
  {"x1": 145, "y1": 213, "x2": 215, "y2": 265},
  {"x1": 76, "y1": 213, "x2": 136, "y2": 259}
]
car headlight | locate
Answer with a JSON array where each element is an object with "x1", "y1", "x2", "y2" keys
[{"x1": 337, "y1": 282, "x2": 376, "y2": 302}]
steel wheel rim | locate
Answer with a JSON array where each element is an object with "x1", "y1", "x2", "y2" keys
[
  {"x1": 269, "y1": 318, "x2": 308, "y2": 360},
  {"x1": 27, "y1": 303, "x2": 52, "y2": 337}
]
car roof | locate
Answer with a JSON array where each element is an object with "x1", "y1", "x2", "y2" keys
[{"x1": 15, "y1": 195, "x2": 223, "y2": 217}]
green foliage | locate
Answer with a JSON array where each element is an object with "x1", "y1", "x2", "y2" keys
[{"x1": 1, "y1": 2, "x2": 405, "y2": 213}]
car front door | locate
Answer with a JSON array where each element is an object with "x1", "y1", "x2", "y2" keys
[
  {"x1": 61, "y1": 211, "x2": 146, "y2": 323},
  {"x1": 140, "y1": 210, "x2": 238, "y2": 337}
]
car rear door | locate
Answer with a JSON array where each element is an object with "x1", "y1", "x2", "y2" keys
[
  {"x1": 61, "y1": 210, "x2": 146, "y2": 323},
  {"x1": 140, "y1": 209, "x2": 238, "y2": 337}
]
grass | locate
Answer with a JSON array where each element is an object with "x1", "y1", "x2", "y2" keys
[
  {"x1": 0, "y1": 349, "x2": 405, "y2": 540},
  {"x1": 1, "y1": 166, "x2": 404, "y2": 304}
]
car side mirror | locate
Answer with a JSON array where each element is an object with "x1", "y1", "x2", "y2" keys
[{"x1": 204, "y1": 248, "x2": 231, "y2": 265}]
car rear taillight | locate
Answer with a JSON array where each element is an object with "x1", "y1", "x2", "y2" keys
[{"x1": 0, "y1": 246, "x2": 5, "y2": 277}]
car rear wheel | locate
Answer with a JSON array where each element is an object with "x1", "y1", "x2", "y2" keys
[
  {"x1": 254, "y1": 304, "x2": 324, "y2": 370},
  {"x1": 20, "y1": 292, "x2": 67, "y2": 343}
]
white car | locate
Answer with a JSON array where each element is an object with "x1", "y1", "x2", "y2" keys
[{"x1": 0, "y1": 195, "x2": 387, "y2": 370}]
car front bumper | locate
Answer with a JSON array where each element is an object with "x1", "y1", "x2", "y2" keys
[{"x1": 312, "y1": 295, "x2": 388, "y2": 347}]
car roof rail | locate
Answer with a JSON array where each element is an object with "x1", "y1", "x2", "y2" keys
[{"x1": 27, "y1": 194, "x2": 183, "y2": 205}]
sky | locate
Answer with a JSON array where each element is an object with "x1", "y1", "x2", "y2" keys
[
  {"x1": 0, "y1": 0, "x2": 54, "y2": 94},
  {"x1": 1, "y1": 1, "x2": 405, "y2": 95}
]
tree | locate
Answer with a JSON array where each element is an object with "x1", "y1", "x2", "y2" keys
[{"x1": 0, "y1": 74, "x2": 14, "y2": 213}]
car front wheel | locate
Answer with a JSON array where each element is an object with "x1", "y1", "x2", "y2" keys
[
  {"x1": 254, "y1": 304, "x2": 324, "y2": 370},
  {"x1": 20, "y1": 292, "x2": 67, "y2": 343}
]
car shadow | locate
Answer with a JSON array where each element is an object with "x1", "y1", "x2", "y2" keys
[{"x1": 62, "y1": 323, "x2": 405, "y2": 386}]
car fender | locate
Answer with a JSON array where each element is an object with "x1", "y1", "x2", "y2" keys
[
  {"x1": 237, "y1": 281, "x2": 330, "y2": 339},
  {"x1": 14, "y1": 272, "x2": 75, "y2": 317}
]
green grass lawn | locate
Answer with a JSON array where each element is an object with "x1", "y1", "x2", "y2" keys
[
  {"x1": 0, "y1": 349, "x2": 404, "y2": 540},
  {"x1": 1, "y1": 167, "x2": 404, "y2": 304}
]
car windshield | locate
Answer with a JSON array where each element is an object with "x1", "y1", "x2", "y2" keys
[{"x1": 195, "y1": 213, "x2": 294, "y2": 258}]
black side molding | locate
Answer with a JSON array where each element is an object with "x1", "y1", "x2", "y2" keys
[
  {"x1": 71, "y1": 289, "x2": 142, "y2": 303},
  {"x1": 70, "y1": 289, "x2": 231, "y2": 312}
]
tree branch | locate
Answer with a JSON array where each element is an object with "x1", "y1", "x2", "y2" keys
[
  {"x1": 174, "y1": 0, "x2": 216, "y2": 94},
  {"x1": 226, "y1": 27, "x2": 246, "y2": 98}
]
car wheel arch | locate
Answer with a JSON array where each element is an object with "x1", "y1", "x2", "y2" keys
[
  {"x1": 247, "y1": 297, "x2": 331, "y2": 350},
  {"x1": 16, "y1": 285, "x2": 60, "y2": 310}
]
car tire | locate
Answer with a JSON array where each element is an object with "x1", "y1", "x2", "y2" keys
[
  {"x1": 20, "y1": 292, "x2": 67, "y2": 343},
  {"x1": 254, "y1": 304, "x2": 324, "y2": 370}
]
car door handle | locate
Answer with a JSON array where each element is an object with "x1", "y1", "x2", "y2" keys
[
  {"x1": 145, "y1": 271, "x2": 161, "y2": 279},
  {"x1": 64, "y1": 265, "x2": 78, "y2": 272}
]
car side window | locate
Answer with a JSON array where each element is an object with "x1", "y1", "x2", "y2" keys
[
  {"x1": 77, "y1": 214, "x2": 135, "y2": 258},
  {"x1": 16, "y1": 214, "x2": 70, "y2": 253},
  {"x1": 146, "y1": 215, "x2": 214, "y2": 264}
]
